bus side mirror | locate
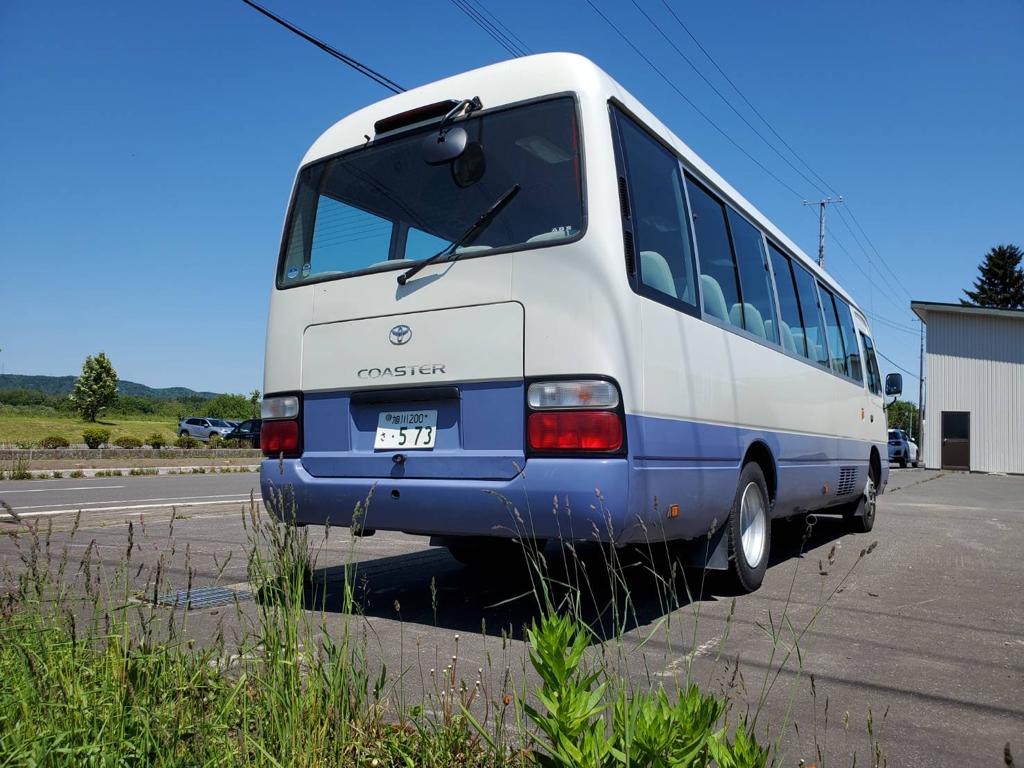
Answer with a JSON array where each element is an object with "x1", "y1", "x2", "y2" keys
[{"x1": 885, "y1": 373, "x2": 903, "y2": 396}]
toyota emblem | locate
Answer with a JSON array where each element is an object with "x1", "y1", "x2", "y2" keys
[{"x1": 389, "y1": 324, "x2": 412, "y2": 345}]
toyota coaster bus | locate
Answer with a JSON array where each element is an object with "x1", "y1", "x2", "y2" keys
[{"x1": 259, "y1": 53, "x2": 899, "y2": 592}]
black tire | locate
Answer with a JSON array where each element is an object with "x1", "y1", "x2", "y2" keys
[
  {"x1": 179, "y1": 430, "x2": 188, "y2": 438},
  {"x1": 845, "y1": 470, "x2": 877, "y2": 533},
  {"x1": 725, "y1": 462, "x2": 772, "y2": 593},
  {"x1": 898, "y1": 457, "x2": 907, "y2": 469}
]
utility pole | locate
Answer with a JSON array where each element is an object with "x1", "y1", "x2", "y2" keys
[
  {"x1": 917, "y1": 320, "x2": 926, "y2": 460},
  {"x1": 803, "y1": 197, "x2": 843, "y2": 267}
]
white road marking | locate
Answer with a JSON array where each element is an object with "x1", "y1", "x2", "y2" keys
[
  {"x1": 1, "y1": 485, "x2": 125, "y2": 494},
  {"x1": 4, "y1": 497, "x2": 253, "y2": 519},
  {"x1": 11, "y1": 493, "x2": 255, "y2": 511}
]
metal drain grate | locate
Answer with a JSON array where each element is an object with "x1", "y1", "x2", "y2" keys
[
  {"x1": 154, "y1": 585, "x2": 252, "y2": 609},
  {"x1": 836, "y1": 466, "x2": 858, "y2": 496}
]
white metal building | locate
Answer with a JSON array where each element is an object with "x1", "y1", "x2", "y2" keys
[{"x1": 912, "y1": 301, "x2": 1024, "y2": 473}]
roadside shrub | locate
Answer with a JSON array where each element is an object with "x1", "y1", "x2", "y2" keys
[
  {"x1": 112, "y1": 436, "x2": 142, "y2": 449},
  {"x1": 1, "y1": 458, "x2": 32, "y2": 480},
  {"x1": 220, "y1": 438, "x2": 244, "y2": 449},
  {"x1": 82, "y1": 428, "x2": 111, "y2": 449},
  {"x1": 14, "y1": 440, "x2": 35, "y2": 450},
  {"x1": 69, "y1": 470, "x2": 84, "y2": 478},
  {"x1": 39, "y1": 435, "x2": 70, "y2": 449},
  {"x1": 175, "y1": 435, "x2": 200, "y2": 449},
  {"x1": 208, "y1": 433, "x2": 223, "y2": 448},
  {"x1": 147, "y1": 433, "x2": 167, "y2": 449}
]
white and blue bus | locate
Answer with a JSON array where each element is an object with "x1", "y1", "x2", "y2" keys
[{"x1": 259, "y1": 53, "x2": 899, "y2": 592}]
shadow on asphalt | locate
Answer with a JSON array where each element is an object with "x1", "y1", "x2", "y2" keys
[{"x1": 271, "y1": 513, "x2": 851, "y2": 642}]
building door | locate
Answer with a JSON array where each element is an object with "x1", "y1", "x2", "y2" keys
[{"x1": 940, "y1": 411, "x2": 970, "y2": 470}]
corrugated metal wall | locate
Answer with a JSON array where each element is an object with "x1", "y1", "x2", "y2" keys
[{"x1": 923, "y1": 311, "x2": 1024, "y2": 473}]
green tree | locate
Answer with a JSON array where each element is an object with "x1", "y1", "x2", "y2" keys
[
  {"x1": 249, "y1": 388, "x2": 261, "y2": 413},
  {"x1": 886, "y1": 399, "x2": 920, "y2": 440},
  {"x1": 69, "y1": 352, "x2": 119, "y2": 422},
  {"x1": 961, "y1": 244, "x2": 1024, "y2": 309},
  {"x1": 203, "y1": 393, "x2": 259, "y2": 420}
]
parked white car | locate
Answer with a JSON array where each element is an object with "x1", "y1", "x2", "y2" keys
[
  {"x1": 178, "y1": 417, "x2": 234, "y2": 442},
  {"x1": 888, "y1": 428, "x2": 919, "y2": 468}
]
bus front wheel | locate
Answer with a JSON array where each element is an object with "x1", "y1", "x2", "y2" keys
[{"x1": 726, "y1": 462, "x2": 772, "y2": 593}]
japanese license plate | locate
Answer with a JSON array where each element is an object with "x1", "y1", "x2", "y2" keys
[{"x1": 374, "y1": 410, "x2": 437, "y2": 450}]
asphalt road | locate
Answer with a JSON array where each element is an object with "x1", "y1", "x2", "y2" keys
[
  {"x1": 0, "y1": 472, "x2": 259, "y2": 519},
  {"x1": 0, "y1": 468, "x2": 1021, "y2": 765}
]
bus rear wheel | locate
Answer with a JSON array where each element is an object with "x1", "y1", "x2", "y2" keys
[
  {"x1": 726, "y1": 462, "x2": 772, "y2": 593},
  {"x1": 442, "y1": 536, "x2": 539, "y2": 570}
]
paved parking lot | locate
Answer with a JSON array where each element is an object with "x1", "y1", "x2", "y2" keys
[{"x1": 1, "y1": 468, "x2": 1021, "y2": 765}]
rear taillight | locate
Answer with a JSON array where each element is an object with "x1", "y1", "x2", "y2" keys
[
  {"x1": 528, "y1": 411, "x2": 623, "y2": 451},
  {"x1": 526, "y1": 379, "x2": 624, "y2": 454},
  {"x1": 261, "y1": 395, "x2": 301, "y2": 457}
]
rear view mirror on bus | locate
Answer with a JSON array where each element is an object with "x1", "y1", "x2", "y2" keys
[
  {"x1": 422, "y1": 125, "x2": 468, "y2": 165},
  {"x1": 885, "y1": 373, "x2": 903, "y2": 396}
]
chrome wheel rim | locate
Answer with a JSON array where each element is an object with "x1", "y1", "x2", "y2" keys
[
  {"x1": 739, "y1": 481, "x2": 768, "y2": 568},
  {"x1": 864, "y1": 476, "x2": 877, "y2": 521}
]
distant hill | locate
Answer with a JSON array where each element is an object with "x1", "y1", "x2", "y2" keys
[{"x1": 0, "y1": 374, "x2": 219, "y2": 400}]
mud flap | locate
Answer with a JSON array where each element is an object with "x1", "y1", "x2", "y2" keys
[{"x1": 677, "y1": 524, "x2": 730, "y2": 570}]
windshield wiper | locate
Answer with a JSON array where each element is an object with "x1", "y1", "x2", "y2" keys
[{"x1": 397, "y1": 185, "x2": 520, "y2": 286}]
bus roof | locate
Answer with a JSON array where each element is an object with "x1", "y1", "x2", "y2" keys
[{"x1": 301, "y1": 52, "x2": 864, "y2": 316}]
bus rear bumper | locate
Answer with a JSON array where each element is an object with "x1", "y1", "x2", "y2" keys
[{"x1": 260, "y1": 457, "x2": 632, "y2": 543}]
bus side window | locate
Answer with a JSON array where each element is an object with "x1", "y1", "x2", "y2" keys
[
  {"x1": 727, "y1": 208, "x2": 778, "y2": 343},
  {"x1": 790, "y1": 263, "x2": 831, "y2": 368},
  {"x1": 686, "y1": 178, "x2": 742, "y2": 328},
  {"x1": 768, "y1": 246, "x2": 808, "y2": 358},
  {"x1": 614, "y1": 112, "x2": 699, "y2": 309},
  {"x1": 818, "y1": 284, "x2": 850, "y2": 377},
  {"x1": 861, "y1": 334, "x2": 882, "y2": 395},
  {"x1": 836, "y1": 298, "x2": 864, "y2": 382}
]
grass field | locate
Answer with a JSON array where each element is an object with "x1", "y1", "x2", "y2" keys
[{"x1": 0, "y1": 413, "x2": 177, "y2": 446}]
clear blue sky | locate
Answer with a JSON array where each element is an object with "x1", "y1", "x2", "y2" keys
[{"x1": 1, "y1": 0, "x2": 1021, "y2": 397}]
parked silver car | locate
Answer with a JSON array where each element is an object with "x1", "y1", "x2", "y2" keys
[
  {"x1": 888, "y1": 428, "x2": 919, "y2": 468},
  {"x1": 178, "y1": 417, "x2": 234, "y2": 442}
]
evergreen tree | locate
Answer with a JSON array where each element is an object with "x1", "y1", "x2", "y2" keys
[
  {"x1": 961, "y1": 244, "x2": 1024, "y2": 309},
  {"x1": 70, "y1": 352, "x2": 119, "y2": 422}
]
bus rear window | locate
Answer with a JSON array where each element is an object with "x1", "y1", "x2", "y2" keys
[{"x1": 278, "y1": 97, "x2": 584, "y2": 286}]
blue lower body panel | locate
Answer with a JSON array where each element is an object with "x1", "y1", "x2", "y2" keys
[
  {"x1": 260, "y1": 385, "x2": 887, "y2": 546},
  {"x1": 261, "y1": 457, "x2": 630, "y2": 542}
]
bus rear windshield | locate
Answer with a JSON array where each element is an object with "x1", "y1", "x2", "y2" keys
[{"x1": 278, "y1": 97, "x2": 583, "y2": 286}]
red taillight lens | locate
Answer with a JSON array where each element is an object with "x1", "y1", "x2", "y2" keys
[
  {"x1": 527, "y1": 410, "x2": 623, "y2": 452},
  {"x1": 261, "y1": 420, "x2": 300, "y2": 456}
]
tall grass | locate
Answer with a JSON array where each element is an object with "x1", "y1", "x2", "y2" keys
[{"x1": 0, "y1": 485, "x2": 884, "y2": 766}]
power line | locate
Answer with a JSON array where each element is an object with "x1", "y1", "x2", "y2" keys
[
  {"x1": 657, "y1": 0, "x2": 840, "y2": 199},
  {"x1": 651, "y1": 1, "x2": 918, "y2": 316},
  {"x1": 471, "y1": 0, "x2": 533, "y2": 56},
  {"x1": 628, "y1": 0, "x2": 830, "y2": 200},
  {"x1": 240, "y1": 0, "x2": 405, "y2": 94},
  {"x1": 449, "y1": 0, "x2": 527, "y2": 57},
  {"x1": 841, "y1": 203, "x2": 917, "y2": 301},
  {"x1": 582, "y1": 0, "x2": 807, "y2": 200},
  {"x1": 876, "y1": 349, "x2": 919, "y2": 380}
]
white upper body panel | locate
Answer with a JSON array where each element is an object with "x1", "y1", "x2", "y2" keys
[{"x1": 264, "y1": 53, "x2": 881, "y2": 444}]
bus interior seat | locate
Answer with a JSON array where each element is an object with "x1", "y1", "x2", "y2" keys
[
  {"x1": 790, "y1": 328, "x2": 807, "y2": 357},
  {"x1": 765, "y1": 320, "x2": 797, "y2": 354},
  {"x1": 640, "y1": 251, "x2": 677, "y2": 298},
  {"x1": 729, "y1": 302, "x2": 766, "y2": 339},
  {"x1": 699, "y1": 274, "x2": 730, "y2": 323}
]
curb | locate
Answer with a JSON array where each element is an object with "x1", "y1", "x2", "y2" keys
[{"x1": 23, "y1": 465, "x2": 261, "y2": 479}]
